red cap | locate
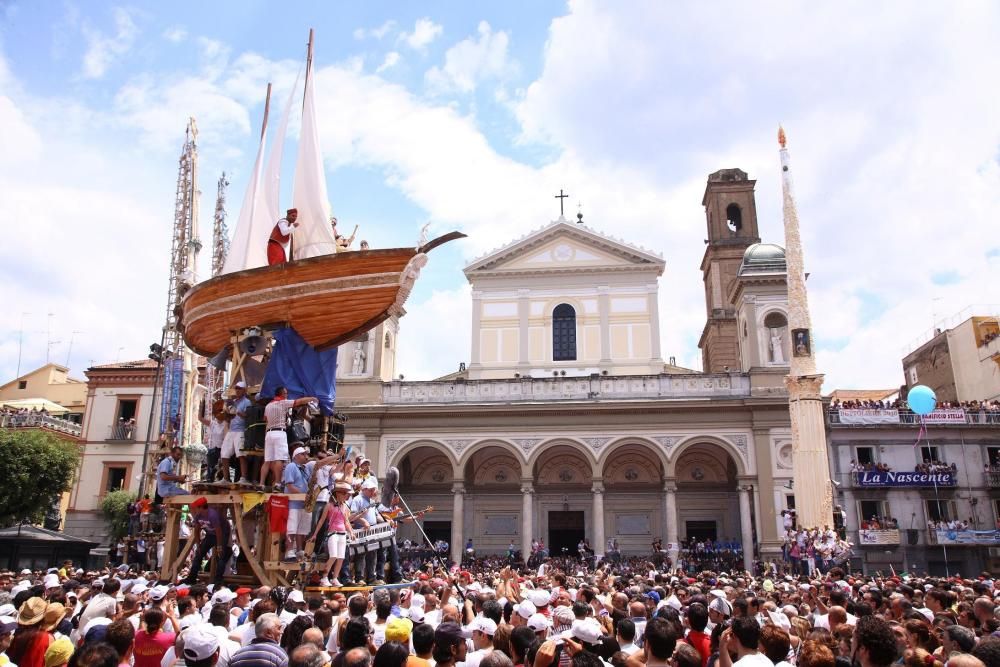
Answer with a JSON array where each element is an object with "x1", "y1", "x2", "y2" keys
[
  {"x1": 419, "y1": 573, "x2": 429, "y2": 580},
  {"x1": 191, "y1": 497, "x2": 208, "y2": 508},
  {"x1": 176, "y1": 589, "x2": 190, "y2": 597},
  {"x1": 235, "y1": 587, "x2": 252, "y2": 595}
]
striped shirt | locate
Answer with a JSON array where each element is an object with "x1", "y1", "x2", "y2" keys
[
  {"x1": 264, "y1": 399, "x2": 295, "y2": 429},
  {"x1": 230, "y1": 639, "x2": 288, "y2": 667}
]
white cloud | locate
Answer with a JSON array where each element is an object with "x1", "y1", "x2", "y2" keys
[
  {"x1": 354, "y1": 20, "x2": 397, "y2": 41},
  {"x1": 81, "y1": 7, "x2": 139, "y2": 79},
  {"x1": 376, "y1": 51, "x2": 401, "y2": 74},
  {"x1": 399, "y1": 18, "x2": 443, "y2": 51},
  {"x1": 425, "y1": 21, "x2": 516, "y2": 94},
  {"x1": 163, "y1": 26, "x2": 187, "y2": 43}
]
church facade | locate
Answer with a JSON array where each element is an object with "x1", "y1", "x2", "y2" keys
[{"x1": 335, "y1": 169, "x2": 799, "y2": 568}]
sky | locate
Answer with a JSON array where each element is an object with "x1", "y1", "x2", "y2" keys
[{"x1": 1, "y1": 1, "x2": 999, "y2": 391}]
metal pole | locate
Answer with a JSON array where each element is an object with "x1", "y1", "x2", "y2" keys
[{"x1": 138, "y1": 337, "x2": 167, "y2": 499}]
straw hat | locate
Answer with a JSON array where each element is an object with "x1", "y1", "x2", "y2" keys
[
  {"x1": 41, "y1": 603, "x2": 66, "y2": 632},
  {"x1": 17, "y1": 598, "x2": 47, "y2": 626}
]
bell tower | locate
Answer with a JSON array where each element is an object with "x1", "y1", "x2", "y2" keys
[{"x1": 698, "y1": 168, "x2": 760, "y2": 372}]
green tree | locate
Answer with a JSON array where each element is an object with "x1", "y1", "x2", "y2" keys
[
  {"x1": 100, "y1": 490, "x2": 135, "y2": 540},
  {"x1": 0, "y1": 429, "x2": 80, "y2": 527}
]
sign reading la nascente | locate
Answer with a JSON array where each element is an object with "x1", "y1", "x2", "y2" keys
[{"x1": 855, "y1": 471, "x2": 956, "y2": 487}]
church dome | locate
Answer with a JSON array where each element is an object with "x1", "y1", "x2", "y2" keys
[{"x1": 739, "y1": 243, "x2": 786, "y2": 275}]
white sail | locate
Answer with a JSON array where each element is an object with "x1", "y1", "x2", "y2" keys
[
  {"x1": 260, "y1": 73, "x2": 301, "y2": 232},
  {"x1": 291, "y1": 54, "x2": 339, "y2": 259},
  {"x1": 221, "y1": 124, "x2": 267, "y2": 274},
  {"x1": 222, "y1": 77, "x2": 301, "y2": 275}
]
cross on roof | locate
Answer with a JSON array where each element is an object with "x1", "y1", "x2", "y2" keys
[{"x1": 554, "y1": 189, "x2": 569, "y2": 217}]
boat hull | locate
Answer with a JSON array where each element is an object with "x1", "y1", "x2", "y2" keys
[{"x1": 179, "y1": 233, "x2": 463, "y2": 356}]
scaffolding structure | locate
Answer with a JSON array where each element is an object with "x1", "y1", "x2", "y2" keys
[
  {"x1": 211, "y1": 173, "x2": 230, "y2": 278},
  {"x1": 159, "y1": 118, "x2": 204, "y2": 450}
]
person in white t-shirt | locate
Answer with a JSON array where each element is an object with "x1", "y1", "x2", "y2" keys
[{"x1": 718, "y1": 618, "x2": 774, "y2": 667}]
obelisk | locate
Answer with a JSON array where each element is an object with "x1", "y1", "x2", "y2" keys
[{"x1": 779, "y1": 127, "x2": 834, "y2": 529}]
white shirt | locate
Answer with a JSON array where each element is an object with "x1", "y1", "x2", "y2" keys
[
  {"x1": 208, "y1": 419, "x2": 227, "y2": 448},
  {"x1": 462, "y1": 648, "x2": 492, "y2": 667},
  {"x1": 206, "y1": 624, "x2": 241, "y2": 667},
  {"x1": 276, "y1": 218, "x2": 296, "y2": 237},
  {"x1": 733, "y1": 653, "x2": 774, "y2": 667}
]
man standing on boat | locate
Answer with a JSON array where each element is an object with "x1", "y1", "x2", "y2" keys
[{"x1": 267, "y1": 208, "x2": 300, "y2": 265}]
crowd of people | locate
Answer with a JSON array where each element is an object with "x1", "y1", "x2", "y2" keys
[
  {"x1": 928, "y1": 520, "x2": 973, "y2": 532},
  {"x1": 849, "y1": 461, "x2": 892, "y2": 474},
  {"x1": 779, "y1": 517, "x2": 853, "y2": 578},
  {"x1": 4, "y1": 553, "x2": 1000, "y2": 667},
  {"x1": 916, "y1": 462, "x2": 958, "y2": 476}
]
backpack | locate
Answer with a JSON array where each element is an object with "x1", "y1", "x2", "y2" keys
[{"x1": 243, "y1": 403, "x2": 267, "y2": 451}]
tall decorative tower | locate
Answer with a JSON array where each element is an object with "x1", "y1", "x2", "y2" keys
[
  {"x1": 699, "y1": 169, "x2": 761, "y2": 372},
  {"x1": 160, "y1": 118, "x2": 203, "y2": 448},
  {"x1": 779, "y1": 127, "x2": 833, "y2": 528},
  {"x1": 210, "y1": 172, "x2": 230, "y2": 278}
]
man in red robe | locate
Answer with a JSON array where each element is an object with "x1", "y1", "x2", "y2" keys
[{"x1": 267, "y1": 208, "x2": 299, "y2": 265}]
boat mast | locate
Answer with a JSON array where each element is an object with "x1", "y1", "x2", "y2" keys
[
  {"x1": 304, "y1": 28, "x2": 314, "y2": 109},
  {"x1": 261, "y1": 83, "x2": 272, "y2": 141}
]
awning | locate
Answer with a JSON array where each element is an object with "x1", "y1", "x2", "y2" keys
[{"x1": 0, "y1": 398, "x2": 70, "y2": 414}]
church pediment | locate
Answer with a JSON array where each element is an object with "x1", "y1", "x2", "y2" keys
[{"x1": 464, "y1": 221, "x2": 664, "y2": 277}]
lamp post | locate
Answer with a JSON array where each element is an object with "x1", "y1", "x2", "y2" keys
[{"x1": 138, "y1": 340, "x2": 167, "y2": 499}]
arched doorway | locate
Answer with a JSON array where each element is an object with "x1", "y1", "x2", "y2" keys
[
  {"x1": 532, "y1": 444, "x2": 593, "y2": 557},
  {"x1": 672, "y1": 442, "x2": 749, "y2": 572},
  {"x1": 601, "y1": 442, "x2": 665, "y2": 555},
  {"x1": 396, "y1": 444, "x2": 455, "y2": 549},
  {"x1": 461, "y1": 445, "x2": 522, "y2": 556}
]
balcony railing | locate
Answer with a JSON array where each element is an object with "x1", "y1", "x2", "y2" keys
[
  {"x1": 382, "y1": 373, "x2": 751, "y2": 404},
  {"x1": 106, "y1": 423, "x2": 137, "y2": 441},
  {"x1": 0, "y1": 413, "x2": 82, "y2": 437},
  {"x1": 829, "y1": 408, "x2": 1000, "y2": 427},
  {"x1": 987, "y1": 471, "x2": 1000, "y2": 488},
  {"x1": 858, "y1": 529, "x2": 901, "y2": 546}
]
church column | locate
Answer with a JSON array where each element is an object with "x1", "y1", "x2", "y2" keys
[
  {"x1": 451, "y1": 482, "x2": 465, "y2": 565},
  {"x1": 521, "y1": 481, "x2": 534, "y2": 561},
  {"x1": 647, "y1": 285, "x2": 662, "y2": 362},
  {"x1": 598, "y1": 287, "x2": 611, "y2": 364},
  {"x1": 592, "y1": 480, "x2": 605, "y2": 557},
  {"x1": 518, "y1": 289, "x2": 530, "y2": 367},
  {"x1": 663, "y1": 481, "x2": 679, "y2": 563},
  {"x1": 738, "y1": 485, "x2": 754, "y2": 571},
  {"x1": 469, "y1": 291, "x2": 483, "y2": 372}
]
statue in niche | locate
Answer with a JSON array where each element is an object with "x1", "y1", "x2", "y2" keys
[
  {"x1": 770, "y1": 328, "x2": 785, "y2": 364},
  {"x1": 351, "y1": 341, "x2": 367, "y2": 375}
]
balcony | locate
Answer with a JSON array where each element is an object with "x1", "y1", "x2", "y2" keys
[
  {"x1": 854, "y1": 470, "x2": 957, "y2": 488},
  {"x1": 382, "y1": 373, "x2": 751, "y2": 405},
  {"x1": 858, "y1": 529, "x2": 901, "y2": 546},
  {"x1": 106, "y1": 423, "x2": 137, "y2": 442},
  {"x1": 927, "y1": 528, "x2": 1000, "y2": 546},
  {"x1": 829, "y1": 408, "x2": 1000, "y2": 427},
  {"x1": 0, "y1": 413, "x2": 82, "y2": 437},
  {"x1": 987, "y1": 471, "x2": 1000, "y2": 488}
]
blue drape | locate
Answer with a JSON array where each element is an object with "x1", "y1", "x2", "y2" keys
[{"x1": 260, "y1": 326, "x2": 338, "y2": 414}]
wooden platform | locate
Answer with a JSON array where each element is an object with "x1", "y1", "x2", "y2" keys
[
  {"x1": 305, "y1": 581, "x2": 411, "y2": 593},
  {"x1": 179, "y1": 233, "x2": 465, "y2": 356}
]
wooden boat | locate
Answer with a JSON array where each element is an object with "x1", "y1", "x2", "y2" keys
[{"x1": 178, "y1": 232, "x2": 464, "y2": 357}]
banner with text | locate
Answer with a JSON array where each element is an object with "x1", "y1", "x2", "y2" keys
[
  {"x1": 932, "y1": 529, "x2": 1000, "y2": 545},
  {"x1": 859, "y1": 529, "x2": 901, "y2": 545},
  {"x1": 855, "y1": 471, "x2": 957, "y2": 487},
  {"x1": 838, "y1": 409, "x2": 900, "y2": 424},
  {"x1": 923, "y1": 409, "x2": 967, "y2": 424}
]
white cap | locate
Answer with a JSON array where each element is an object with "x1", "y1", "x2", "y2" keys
[
  {"x1": 469, "y1": 617, "x2": 497, "y2": 636},
  {"x1": 527, "y1": 613, "x2": 550, "y2": 633},
  {"x1": 288, "y1": 590, "x2": 305, "y2": 603},
  {"x1": 514, "y1": 600, "x2": 536, "y2": 619},
  {"x1": 131, "y1": 583, "x2": 148, "y2": 595},
  {"x1": 19, "y1": 569, "x2": 31, "y2": 575},
  {"x1": 0, "y1": 605, "x2": 15, "y2": 618},
  {"x1": 528, "y1": 589, "x2": 551, "y2": 607},
  {"x1": 666, "y1": 595, "x2": 681, "y2": 611},
  {"x1": 183, "y1": 625, "x2": 220, "y2": 662},
  {"x1": 43, "y1": 573, "x2": 60, "y2": 589},
  {"x1": 211, "y1": 588, "x2": 236, "y2": 604},
  {"x1": 406, "y1": 606, "x2": 425, "y2": 622},
  {"x1": 410, "y1": 594, "x2": 425, "y2": 609},
  {"x1": 361, "y1": 477, "x2": 378, "y2": 490},
  {"x1": 234, "y1": 381, "x2": 246, "y2": 389},
  {"x1": 359, "y1": 458, "x2": 371, "y2": 465},
  {"x1": 149, "y1": 585, "x2": 170, "y2": 601},
  {"x1": 767, "y1": 610, "x2": 791, "y2": 630},
  {"x1": 570, "y1": 619, "x2": 604, "y2": 645},
  {"x1": 708, "y1": 597, "x2": 732, "y2": 617},
  {"x1": 82, "y1": 617, "x2": 113, "y2": 636},
  {"x1": 292, "y1": 447, "x2": 309, "y2": 459}
]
